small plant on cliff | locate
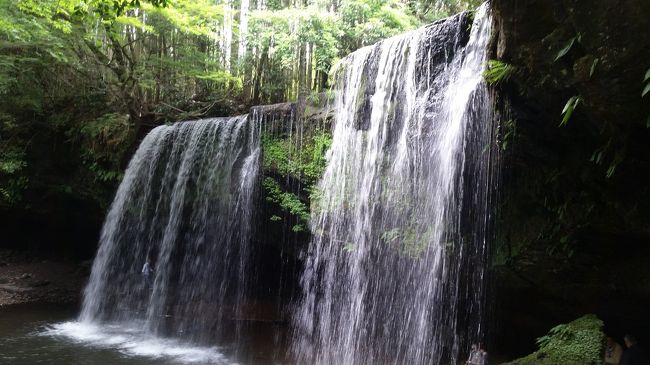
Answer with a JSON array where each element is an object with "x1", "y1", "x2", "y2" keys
[
  {"x1": 641, "y1": 68, "x2": 650, "y2": 128},
  {"x1": 502, "y1": 314, "x2": 604, "y2": 365},
  {"x1": 554, "y1": 33, "x2": 583, "y2": 62},
  {"x1": 642, "y1": 69, "x2": 650, "y2": 98},
  {"x1": 559, "y1": 95, "x2": 582, "y2": 126},
  {"x1": 261, "y1": 128, "x2": 332, "y2": 232},
  {"x1": 483, "y1": 60, "x2": 514, "y2": 85},
  {"x1": 499, "y1": 119, "x2": 516, "y2": 151},
  {"x1": 263, "y1": 177, "x2": 310, "y2": 232}
]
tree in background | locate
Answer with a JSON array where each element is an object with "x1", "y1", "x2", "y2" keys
[{"x1": 0, "y1": 0, "x2": 479, "y2": 210}]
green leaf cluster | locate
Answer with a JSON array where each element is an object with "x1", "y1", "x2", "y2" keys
[
  {"x1": 380, "y1": 223, "x2": 433, "y2": 257},
  {"x1": 262, "y1": 130, "x2": 332, "y2": 184},
  {"x1": 502, "y1": 315, "x2": 604, "y2": 365},
  {"x1": 263, "y1": 177, "x2": 310, "y2": 232},
  {"x1": 0, "y1": 0, "x2": 480, "y2": 211},
  {"x1": 261, "y1": 126, "x2": 332, "y2": 232},
  {"x1": 484, "y1": 60, "x2": 514, "y2": 85},
  {"x1": 560, "y1": 95, "x2": 582, "y2": 126}
]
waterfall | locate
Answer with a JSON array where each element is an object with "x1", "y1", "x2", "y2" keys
[
  {"x1": 67, "y1": 5, "x2": 497, "y2": 364},
  {"x1": 292, "y1": 4, "x2": 498, "y2": 365},
  {"x1": 80, "y1": 115, "x2": 261, "y2": 346}
]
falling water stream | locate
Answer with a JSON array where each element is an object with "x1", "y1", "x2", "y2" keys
[
  {"x1": 293, "y1": 4, "x2": 496, "y2": 365},
  {"x1": 24, "y1": 4, "x2": 499, "y2": 365},
  {"x1": 48, "y1": 116, "x2": 262, "y2": 364}
]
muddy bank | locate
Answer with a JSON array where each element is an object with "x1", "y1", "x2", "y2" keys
[{"x1": 0, "y1": 250, "x2": 88, "y2": 308}]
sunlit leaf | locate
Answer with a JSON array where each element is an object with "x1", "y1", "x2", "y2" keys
[
  {"x1": 642, "y1": 82, "x2": 650, "y2": 97},
  {"x1": 589, "y1": 58, "x2": 598, "y2": 78},
  {"x1": 554, "y1": 37, "x2": 576, "y2": 62},
  {"x1": 560, "y1": 95, "x2": 582, "y2": 126}
]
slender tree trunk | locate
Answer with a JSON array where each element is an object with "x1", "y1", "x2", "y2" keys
[
  {"x1": 306, "y1": 42, "x2": 313, "y2": 93},
  {"x1": 222, "y1": 0, "x2": 233, "y2": 72},
  {"x1": 253, "y1": 45, "x2": 269, "y2": 104},
  {"x1": 296, "y1": 42, "x2": 307, "y2": 118},
  {"x1": 238, "y1": 0, "x2": 250, "y2": 67}
]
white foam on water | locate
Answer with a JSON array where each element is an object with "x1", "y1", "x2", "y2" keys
[{"x1": 42, "y1": 321, "x2": 237, "y2": 364}]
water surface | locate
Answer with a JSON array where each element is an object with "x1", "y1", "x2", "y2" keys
[{"x1": 0, "y1": 304, "x2": 287, "y2": 365}]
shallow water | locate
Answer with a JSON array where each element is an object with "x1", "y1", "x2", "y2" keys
[{"x1": 0, "y1": 304, "x2": 288, "y2": 365}]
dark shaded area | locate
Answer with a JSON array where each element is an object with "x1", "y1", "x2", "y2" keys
[
  {"x1": 0, "y1": 196, "x2": 103, "y2": 260},
  {"x1": 489, "y1": 0, "x2": 650, "y2": 360}
]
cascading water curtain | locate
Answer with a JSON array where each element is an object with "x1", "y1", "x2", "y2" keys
[
  {"x1": 293, "y1": 4, "x2": 499, "y2": 365},
  {"x1": 80, "y1": 115, "x2": 261, "y2": 346}
]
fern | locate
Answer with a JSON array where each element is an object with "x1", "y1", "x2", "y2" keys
[
  {"x1": 503, "y1": 315, "x2": 604, "y2": 365},
  {"x1": 483, "y1": 60, "x2": 514, "y2": 85}
]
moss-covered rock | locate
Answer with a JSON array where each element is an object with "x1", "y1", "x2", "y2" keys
[{"x1": 501, "y1": 315, "x2": 605, "y2": 365}]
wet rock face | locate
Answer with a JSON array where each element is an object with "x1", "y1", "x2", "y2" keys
[
  {"x1": 491, "y1": 0, "x2": 650, "y2": 129},
  {"x1": 489, "y1": 0, "x2": 650, "y2": 359}
]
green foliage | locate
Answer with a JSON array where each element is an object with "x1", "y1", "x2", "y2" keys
[
  {"x1": 417, "y1": 0, "x2": 482, "y2": 20},
  {"x1": 560, "y1": 95, "x2": 582, "y2": 126},
  {"x1": 499, "y1": 119, "x2": 516, "y2": 151},
  {"x1": 337, "y1": 0, "x2": 419, "y2": 54},
  {"x1": 261, "y1": 125, "x2": 332, "y2": 231},
  {"x1": 0, "y1": 146, "x2": 28, "y2": 205},
  {"x1": 262, "y1": 130, "x2": 332, "y2": 184},
  {"x1": 68, "y1": 113, "x2": 134, "y2": 183},
  {"x1": 380, "y1": 223, "x2": 433, "y2": 257},
  {"x1": 246, "y1": 0, "x2": 421, "y2": 102},
  {"x1": 263, "y1": 177, "x2": 310, "y2": 232},
  {"x1": 0, "y1": 0, "x2": 237, "y2": 207},
  {"x1": 502, "y1": 315, "x2": 604, "y2": 365},
  {"x1": 484, "y1": 60, "x2": 514, "y2": 85},
  {"x1": 0, "y1": 0, "x2": 464, "y2": 213}
]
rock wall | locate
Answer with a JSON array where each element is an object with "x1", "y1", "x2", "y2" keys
[{"x1": 489, "y1": 0, "x2": 650, "y2": 359}]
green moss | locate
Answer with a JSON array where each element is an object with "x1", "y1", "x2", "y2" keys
[
  {"x1": 501, "y1": 315, "x2": 604, "y2": 365},
  {"x1": 263, "y1": 177, "x2": 310, "y2": 231},
  {"x1": 262, "y1": 129, "x2": 332, "y2": 184},
  {"x1": 261, "y1": 127, "x2": 332, "y2": 231}
]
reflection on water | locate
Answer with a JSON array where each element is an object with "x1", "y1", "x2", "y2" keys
[
  {"x1": 45, "y1": 322, "x2": 233, "y2": 364},
  {"x1": 0, "y1": 304, "x2": 288, "y2": 365}
]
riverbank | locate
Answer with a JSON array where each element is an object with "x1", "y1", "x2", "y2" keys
[{"x1": 0, "y1": 249, "x2": 88, "y2": 308}]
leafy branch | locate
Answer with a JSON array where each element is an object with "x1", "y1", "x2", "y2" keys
[{"x1": 559, "y1": 95, "x2": 582, "y2": 126}]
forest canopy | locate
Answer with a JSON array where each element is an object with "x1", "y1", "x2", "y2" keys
[{"x1": 0, "y1": 0, "x2": 479, "y2": 207}]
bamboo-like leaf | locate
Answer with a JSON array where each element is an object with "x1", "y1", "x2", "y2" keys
[
  {"x1": 589, "y1": 58, "x2": 598, "y2": 78},
  {"x1": 646, "y1": 115, "x2": 650, "y2": 128},
  {"x1": 644, "y1": 69, "x2": 650, "y2": 82},
  {"x1": 642, "y1": 82, "x2": 650, "y2": 97},
  {"x1": 606, "y1": 163, "x2": 617, "y2": 178},
  {"x1": 560, "y1": 95, "x2": 581, "y2": 126},
  {"x1": 554, "y1": 37, "x2": 576, "y2": 62}
]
